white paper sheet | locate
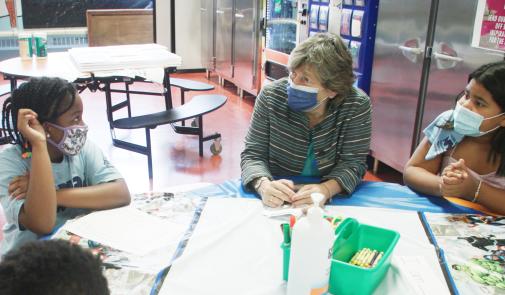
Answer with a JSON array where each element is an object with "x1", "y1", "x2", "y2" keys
[
  {"x1": 159, "y1": 201, "x2": 451, "y2": 295},
  {"x1": 62, "y1": 206, "x2": 186, "y2": 256},
  {"x1": 262, "y1": 204, "x2": 304, "y2": 218},
  {"x1": 159, "y1": 198, "x2": 286, "y2": 295},
  {"x1": 68, "y1": 44, "x2": 182, "y2": 72}
]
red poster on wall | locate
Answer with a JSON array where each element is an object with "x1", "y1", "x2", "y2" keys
[{"x1": 472, "y1": 0, "x2": 505, "y2": 52}]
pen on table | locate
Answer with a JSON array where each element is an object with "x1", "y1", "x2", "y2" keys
[
  {"x1": 102, "y1": 262, "x2": 121, "y2": 270},
  {"x1": 282, "y1": 223, "x2": 291, "y2": 244},
  {"x1": 102, "y1": 262, "x2": 138, "y2": 270}
]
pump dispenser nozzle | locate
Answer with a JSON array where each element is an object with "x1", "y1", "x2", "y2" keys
[{"x1": 311, "y1": 193, "x2": 325, "y2": 207}]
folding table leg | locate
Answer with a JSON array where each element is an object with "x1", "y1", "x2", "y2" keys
[
  {"x1": 163, "y1": 68, "x2": 173, "y2": 110},
  {"x1": 125, "y1": 82, "x2": 132, "y2": 118},
  {"x1": 198, "y1": 116, "x2": 203, "y2": 157},
  {"x1": 104, "y1": 82, "x2": 113, "y2": 129},
  {"x1": 181, "y1": 89, "x2": 186, "y2": 126},
  {"x1": 145, "y1": 128, "x2": 153, "y2": 179}
]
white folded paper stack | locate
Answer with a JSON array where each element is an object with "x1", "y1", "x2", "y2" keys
[{"x1": 68, "y1": 43, "x2": 182, "y2": 72}]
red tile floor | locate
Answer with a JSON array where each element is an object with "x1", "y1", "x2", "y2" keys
[{"x1": 0, "y1": 72, "x2": 403, "y2": 243}]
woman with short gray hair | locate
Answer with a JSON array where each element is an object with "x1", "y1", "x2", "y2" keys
[
  {"x1": 288, "y1": 33, "x2": 355, "y2": 103},
  {"x1": 240, "y1": 33, "x2": 372, "y2": 207}
]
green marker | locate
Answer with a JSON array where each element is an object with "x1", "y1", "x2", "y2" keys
[{"x1": 282, "y1": 223, "x2": 291, "y2": 244}]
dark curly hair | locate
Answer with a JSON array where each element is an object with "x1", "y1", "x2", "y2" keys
[
  {"x1": 1, "y1": 77, "x2": 76, "y2": 147},
  {"x1": 0, "y1": 240, "x2": 109, "y2": 295}
]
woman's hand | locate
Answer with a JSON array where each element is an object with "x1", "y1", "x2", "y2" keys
[
  {"x1": 258, "y1": 179, "x2": 295, "y2": 208},
  {"x1": 17, "y1": 109, "x2": 46, "y2": 146},
  {"x1": 440, "y1": 159, "x2": 479, "y2": 200},
  {"x1": 291, "y1": 184, "x2": 329, "y2": 208},
  {"x1": 8, "y1": 172, "x2": 29, "y2": 200}
]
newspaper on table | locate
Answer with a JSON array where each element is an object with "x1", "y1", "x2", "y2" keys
[
  {"x1": 52, "y1": 192, "x2": 203, "y2": 295},
  {"x1": 62, "y1": 206, "x2": 187, "y2": 256},
  {"x1": 425, "y1": 213, "x2": 505, "y2": 293}
]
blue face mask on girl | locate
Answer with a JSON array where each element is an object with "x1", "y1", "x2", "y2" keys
[
  {"x1": 453, "y1": 103, "x2": 505, "y2": 137},
  {"x1": 287, "y1": 79, "x2": 328, "y2": 112}
]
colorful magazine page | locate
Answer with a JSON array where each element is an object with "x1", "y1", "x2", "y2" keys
[
  {"x1": 318, "y1": 6, "x2": 330, "y2": 31},
  {"x1": 309, "y1": 4, "x2": 320, "y2": 30},
  {"x1": 327, "y1": 2, "x2": 342, "y2": 35},
  {"x1": 350, "y1": 40, "x2": 361, "y2": 70},
  {"x1": 355, "y1": 0, "x2": 365, "y2": 7},
  {"x1": 341, "y1": 37, "x2": 351, "y2": 48},
  {"x1": 425, "y1": 213, "x2": 505, "y2": 293},
  {"x1": 351, "y1": 9, "x2": 364, "y2": 38},
  {"x1": 340, "y1": 8, "x2": 353, "y2": 36}
]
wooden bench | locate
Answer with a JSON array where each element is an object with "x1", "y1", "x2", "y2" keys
[
  {"x1": 169, "y1": 78, "x2": 214, "y2": 126},
  {"x1": 86, "y1": 9, "x2": 154, "y2": 46},
  {"x1": 111, "y1": 94, "x2": 227, "y2": 179}
]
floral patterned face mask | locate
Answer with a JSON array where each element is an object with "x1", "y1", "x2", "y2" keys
[{"x1": 46, "y1": 122, "x2": 88, "y2": 156}]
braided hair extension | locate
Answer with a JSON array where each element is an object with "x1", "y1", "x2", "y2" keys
[{"x1": 1, "y1": 77, "x2": 76, "y2": 154}]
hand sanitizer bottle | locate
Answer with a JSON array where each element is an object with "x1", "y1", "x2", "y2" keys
[{"x1": 287, "y1": 193, "x2": 334, "y2": 295}]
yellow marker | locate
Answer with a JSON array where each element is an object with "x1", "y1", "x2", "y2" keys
[
  {"x1": 372, "y1": 252, "x2": 384, "y2": 267},
  {"x1": 360, "y1": 249, "x2": 373, "y2": 267},
  {"x1": 356, "y1": 248, "x2": 370, "y2": 266},
  {"x1": 350, "y1": 249, "x2": 366, "y2": 265},
  {"x1": 364, "y1": 250, "x2": 377, "y2": 268},
  {"x1": 349, "y1": 250, "x2": 362, "y2": 265},
  {"x1": 349, "y1": 251, "x2": 361, "y2": 265},
  {"x1": 369, "y1": 250, "x2": 380, "y2": 267}
]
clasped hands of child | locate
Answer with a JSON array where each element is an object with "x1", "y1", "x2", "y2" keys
[{"x1": 440, "y1": 158, "x2": 481, "y2": 201}]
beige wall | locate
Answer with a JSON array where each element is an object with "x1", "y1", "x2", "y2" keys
[{"x1": 156, "y1": 0, "x2": 202, "y2": 70}]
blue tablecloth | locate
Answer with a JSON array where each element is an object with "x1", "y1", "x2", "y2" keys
[{"x1": 189, "y1": 178, "x2": 479, "y2": 214}]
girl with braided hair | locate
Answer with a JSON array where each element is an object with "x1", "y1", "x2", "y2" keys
[{"x1": 0, "y1": 77, "x2": 130, "y2": 257}]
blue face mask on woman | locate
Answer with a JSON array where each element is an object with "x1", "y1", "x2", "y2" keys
[
  {"x1": 453, "y1": 103, "x2": 504, "y2": 137},
  {"x1": 287, "y1": 79, "x2": 321, "y2": 112}
]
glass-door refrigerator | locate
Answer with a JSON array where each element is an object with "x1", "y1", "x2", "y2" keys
[
  {"x1": 263, "y1": 0, "x2": 299, "y2": 82},
  {"x1": 369, "y1": 0, "x2": 504, "y2": 173}
]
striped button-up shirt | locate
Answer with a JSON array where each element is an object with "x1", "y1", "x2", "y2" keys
[{"x1": 240, "y1": 78, "x2": 372, "y2": 194}]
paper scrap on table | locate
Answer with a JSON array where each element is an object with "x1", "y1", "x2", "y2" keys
[
  {"x1": 62, "y1": 206, "x2": 186, "y2": 256},
  {"x1": 395, "y1": 255, "x2": 449, "y2": 295},
  {"x1": 262, "y1": 204, "x2": 304, "y2": 218}
]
